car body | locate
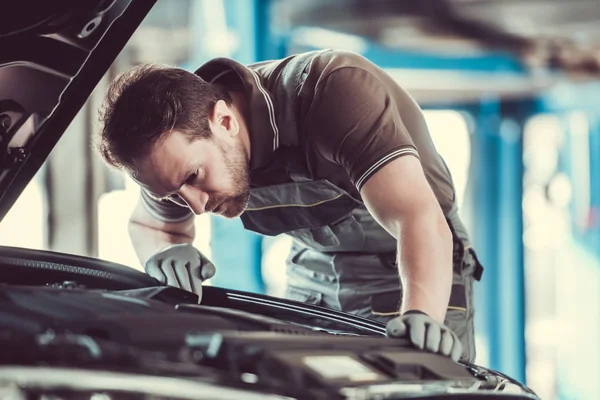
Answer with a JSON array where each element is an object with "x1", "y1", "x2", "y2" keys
[{"x1": 0, "y1": 1, "x2": 540, "y2": 399}]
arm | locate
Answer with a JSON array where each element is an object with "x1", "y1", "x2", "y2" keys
[
  {"x1": 128, "y1": 194, "x2": 196, "y2": 266},
  {"x1": 304, "y1": 58, "x2": 454, "y2": 320},
  {"x1": 305, "y1": 63, "x2": 454, "y2": 316},
  {"x1": 360, "y1": 156, "x2": 452, "y2": 323},
  {"x1": 128, "y1": 192, "x2": 214, "y2": 294},
  {"x1": 305, "y1": 54, "x2": 461, "y2": 359}
]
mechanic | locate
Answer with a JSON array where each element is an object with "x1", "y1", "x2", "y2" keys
[{"x1": 97, "y1": 49, "x2": 484, "y2": 363}]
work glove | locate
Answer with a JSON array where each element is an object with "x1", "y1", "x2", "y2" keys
[
  {"x1": 386, "y1": 310, "x2": 463, "y2": 362},
  {"x1": 144, "y1": 243, "x2": 216, "y2": 298}
]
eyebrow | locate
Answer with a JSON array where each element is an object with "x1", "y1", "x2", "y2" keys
[
  {"x1": 141, "y1": 164, "x2": 198, "y2": 202},
  {"x1": 143, "y1": 169, "x2": 195, "y2": 202}
]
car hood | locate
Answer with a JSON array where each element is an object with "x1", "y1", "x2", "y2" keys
[
  {"x1": 0, "y1": 244, "x2": 540, "y2": 399},
  {"x1": 0, "y1": 0, "x2": 156, "y2": 222},
  {"x1": 0, "y1": 282, "x2": 540, "y2": 400}
]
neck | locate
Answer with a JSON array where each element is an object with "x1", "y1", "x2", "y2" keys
[{"x1": 229, "y1": 91, "x2": 251, "y2": 160}]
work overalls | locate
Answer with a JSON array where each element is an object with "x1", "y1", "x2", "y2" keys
[{"x1": 239, "y1": 51, "x2": 484, "y2": 362}]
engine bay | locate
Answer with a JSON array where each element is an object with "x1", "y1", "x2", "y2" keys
[{"x1": 0, "y1": 283, "x2": 536, "y2": 400}]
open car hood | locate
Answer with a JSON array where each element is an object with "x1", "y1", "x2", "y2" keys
[
  {"x1": 0, "y1": 282, "x2": 539, "y2": 399},
  {"x1": 0, "y1": 0, "x2": 156, "y2": 222},
  {"x1": 0, "y1": 244, "x2": 541, "y2": 399}
]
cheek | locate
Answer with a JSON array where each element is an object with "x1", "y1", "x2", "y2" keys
[{"x1": 204, "y1": 162, "x2": 232, "y2": 192}]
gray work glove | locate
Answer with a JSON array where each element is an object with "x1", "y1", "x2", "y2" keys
[
  {"x1": 144, "y1": 243, "x2": 216, "y2": 298},
  {"x1": 386, "y1": 310, "x2": 463, "y2": 362}
]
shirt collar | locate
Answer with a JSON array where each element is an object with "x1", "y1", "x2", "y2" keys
[{"x1": 194, "y1": 58, "x2": 279, "y2": 171}]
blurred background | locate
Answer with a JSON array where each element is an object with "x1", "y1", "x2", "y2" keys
[{"x1": 1, "y1": 1, "x2": 600, "y2": 398}]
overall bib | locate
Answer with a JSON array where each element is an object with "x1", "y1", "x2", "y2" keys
[{"x1": 240, "y1": 51, "x2": 484, "y2": 362}]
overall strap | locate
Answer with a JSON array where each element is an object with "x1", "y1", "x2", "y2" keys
[{"x1": 270, "y1": 49, "x2": 330, "y2": 181}]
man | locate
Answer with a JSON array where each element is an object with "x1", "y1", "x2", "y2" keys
[{"x1": 97, "y1": 49, "x2": 483, "y2": 362}]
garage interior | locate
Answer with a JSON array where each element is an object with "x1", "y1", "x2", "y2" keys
[{"x1": 2, "y1": 1, "x2": 599, "y2": 399}]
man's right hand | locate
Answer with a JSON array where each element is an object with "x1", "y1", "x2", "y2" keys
[{"x1": 144, "y1": 243, "x2": 216, "y2": 297}]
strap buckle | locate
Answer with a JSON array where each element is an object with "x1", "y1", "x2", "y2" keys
[{"x1": 468, "y1": 248, "x2": 485, "y2": 282}]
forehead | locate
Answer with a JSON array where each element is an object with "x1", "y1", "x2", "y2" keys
[{"x1": 146, "y1": 130, "x2": 194, "y2": 166}]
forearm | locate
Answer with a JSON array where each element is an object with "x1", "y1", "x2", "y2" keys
[
  {"x1": 128, "y1": 219, "x2": 195, "y2": 265},
  {"x1": 126, "y1": 194, "x2": 198, "y2": 266},
  {"x1": 396, "y1": 210, "x2": 453, "y2": 323}
]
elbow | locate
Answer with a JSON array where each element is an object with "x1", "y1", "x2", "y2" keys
[
  {"x1": 427, "y1": 205, "x2": 452, "y2": 251},
  {"x1": 127, "y1": 216, "x2": 145, "y2": 241},
  {"x1": 436, "y1": 210, "x2": 452, "y2": 244},
  {"x1": 127, "y1": 211, "x2": 144, "y2": 233},
  {"x1": 127, "y1": 215, "x2": 136, "y2": 231},
  {"x1": 397, "y1": 204, "x2": 452, "y2": 245}
]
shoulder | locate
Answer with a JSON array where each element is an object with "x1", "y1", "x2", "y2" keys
[
  {"x1": 251, "y1": 50, "x2": 378, "y2": 88},
  {"x1": 301, "y1": 50, "x2": 394, "y2": 111},
  {"x1": 300, "y1": 50, "x2": 395, "y2": 104},
  {"x1": 306, "y1": 50, "x2": 377, "y2": 82},
  {"x1": 314, "y1": 49, "x2": 374, "y2": 67}
]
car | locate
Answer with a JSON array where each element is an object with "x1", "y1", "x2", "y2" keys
[{"x1": 0, "y1": 1, "x2": 540, "y2": 399}]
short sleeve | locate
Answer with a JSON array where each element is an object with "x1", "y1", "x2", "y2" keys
[
  {"x1": 140, "y1": 188, "x2": 193, "y2": 223},
  {"x1": 306, "y1": 67, "x2": 419, "y2": 191}
]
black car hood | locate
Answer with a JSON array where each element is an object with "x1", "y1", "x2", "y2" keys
[
  {"x1": 0, "y1": 244, "x2": 540, "y2": 399},
  {"x1": 0, "y1": 283, "x2": 540, "y2": 399},
  {"x1": 0, "y1": 0, "x2": 156, "y2": 222}
]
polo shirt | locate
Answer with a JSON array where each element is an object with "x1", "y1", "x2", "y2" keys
[{"x1": 141, "y1": 50, "x2": 457, "y2": 225}]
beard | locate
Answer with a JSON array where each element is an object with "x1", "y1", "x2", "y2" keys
[{"x1": 204, "y1": 139, "x2": 250, "y2": 218}]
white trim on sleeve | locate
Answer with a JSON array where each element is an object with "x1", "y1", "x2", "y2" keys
[{"x1": 355, "y1": 147, "x2": 420, "y2": 191}]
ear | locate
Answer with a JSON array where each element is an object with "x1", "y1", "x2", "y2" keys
[{"x1": 209, "y1": 100, "x2": 240, "y2": 138}]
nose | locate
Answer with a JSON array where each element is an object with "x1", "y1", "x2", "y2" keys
[{"x1": 177, "y1": 186, "x2": 209, "y2": 215}]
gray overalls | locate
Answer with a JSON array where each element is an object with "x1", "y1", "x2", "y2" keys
[{"x1": 239, "y1": 51, "x2": 484, "y2": 362}]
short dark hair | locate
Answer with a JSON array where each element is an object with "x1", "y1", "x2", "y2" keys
[{"x1": 96, "y1": 64, "x2": 232, "y2": 173}]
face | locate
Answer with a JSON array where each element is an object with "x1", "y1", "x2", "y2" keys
[{"x1": 133, "y1": 103, "x2": 250, "y2": 218}]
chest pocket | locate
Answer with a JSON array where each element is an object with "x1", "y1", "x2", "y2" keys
[{"x1": 240, "y1": 179, "x2": 366, "y2": 252}]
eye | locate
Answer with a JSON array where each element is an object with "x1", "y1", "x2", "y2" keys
[{"x1": 185, "y1": 169, "x2": 200, "y2": 184}]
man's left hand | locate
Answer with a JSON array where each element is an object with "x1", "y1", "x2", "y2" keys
[{"x1": 386, "y1": 310, "x2": 463, "y2": 362}]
